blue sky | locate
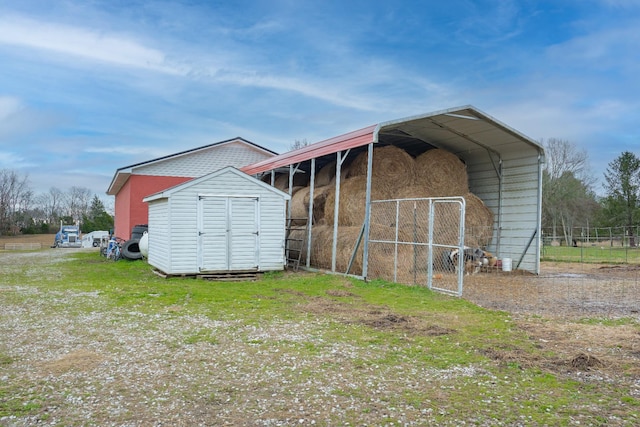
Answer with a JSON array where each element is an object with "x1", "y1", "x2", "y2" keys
[{"x1": 0, "y1": 0, "x2": 638, "y2": 201}]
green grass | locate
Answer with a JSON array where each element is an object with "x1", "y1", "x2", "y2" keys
[
  {"x1": 1, "y1": 251, "x2": 639, "y2": 425},
  {"x1": 541, "y1": 244, "x2": 640, "y2": 263}
]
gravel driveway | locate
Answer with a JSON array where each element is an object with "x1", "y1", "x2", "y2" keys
[{"x1": 2, "y1": 249, "x2": 639, "y2": 426}]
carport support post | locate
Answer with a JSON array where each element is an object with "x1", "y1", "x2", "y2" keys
[
  {"x1": 306, "y1": 158, "x2": 315, "y2": 268},
  {"x1": 331, "y1": 152, "x2": 343, "y2": 272},
  {"x1": 287, "y1": 164, "x2": 301, "y2": 222},
  {"x1": 362, "y1": 142, "x2": 374, "y2": 279},
  {"x1": 286, "y1": 165, "x2": 293, "y2": 222}
]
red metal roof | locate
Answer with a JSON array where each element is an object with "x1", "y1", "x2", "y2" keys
[{"x1": 241, "y1": 124, "x2": 378, "y2": 175}]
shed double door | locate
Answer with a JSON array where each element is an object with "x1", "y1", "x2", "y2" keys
[{"x1": 198, "y1": 196, "x2": 259, "y2": 272}]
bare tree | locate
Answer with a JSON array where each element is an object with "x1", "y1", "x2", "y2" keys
[
  {"x1": 543, "y1": 138, "x2": 593, "y2": 183},
  {"x1": 0, "y1": 169, "x2": 31, "y2": 235},
  {"x1": 289, "y1": 139, "x2": 309, "y2": 151},
  {"x1": 36, "y1": 187, "x2": 65, "y2": 224},
  {"x1": 541, "y1": 138, "x2": 598, "y2": 245},
  {"x1": 65, "y1": 186, "x2": 93, "y2": 224}
]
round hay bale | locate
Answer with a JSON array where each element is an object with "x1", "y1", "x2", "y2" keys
[
  {"x1": 414, "y1": 149, "x2": 468, "y2": 196},
  {"x1": 315, "y1": 161, "x2": 336, "y2": 187},
  {"x1": 395, "y1": 184, "x2": 436, "y2": 200},
  {"x1": 464, "y1": 192, "x2": 494, "y2": 247},
  {"x1": 306, "y1": 185, "x2": 332, "y2": 224},
  {"x1": 346, "y1": 145, "x2": 416, "y2": 190},
  {"x1": 289, "y1": 185, "x2": 333, "y2": 225},
  {"x1": 290, "y1": 186, "x2": 304, "y2": 196},
  {"x1": 303, "y1": 225, "x2": 364, "y2": 275},
  {"x1": 274, "y1": 174, "x2": 289, "y2": 191},
  {"x1": 324, "y1": 176, "x2": 394, "y2": 226},
  {"x1": 274, "y1": 172, "x2": 309, "y2": 191},
  {"x1": 290, "y1": 187, "x2": 310, "y2": 225}
]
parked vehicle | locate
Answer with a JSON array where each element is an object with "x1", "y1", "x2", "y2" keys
[
  {"x1": 52, "y1": 223, "x2": 82, "y2": 248},
  {"x1": 81, "y1": 231, "x2": 110, "y2": 248}
]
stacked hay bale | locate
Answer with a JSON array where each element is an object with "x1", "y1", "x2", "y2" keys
[
  {"x1": 324, "y1": 145, "x2": 416, "y2": 225},
  {"x1": 283, "y1": 145, "x2": 494, "y2": 277}
]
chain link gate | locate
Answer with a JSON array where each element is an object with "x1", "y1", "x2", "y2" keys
[{"x1": 368, "y1": 197, "x2": 465, "y2": 296}]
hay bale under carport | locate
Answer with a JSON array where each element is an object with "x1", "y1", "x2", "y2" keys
[
  {"x1": 315, "y1": 161, "x2": 336, "y2": 187},
  {"x1": 290, "y1": 225, "x2": 364, "y2": 275},
  {"x1": 290, "y1": 185, "x2": 333, "y2": 225},
  {"x1": 324, "y1": 176, "x2": 394, "y2": 226},
  {"x1": 347, "y1": 145, "x2": 416, "y2": 185},
  {"x1": 414, "y1": 149, "x2": 468, "y2": 196},
  {"x1": 274, "y1": 172, "x2": 308, "y2": 191},
  {"x1": 464, "y1": 192, "x2": 494, "y2": 247}
]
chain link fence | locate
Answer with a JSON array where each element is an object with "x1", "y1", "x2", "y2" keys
[
  {"x1": 368, "y1": 197, "x2": 465, "y2": 296},
  {"x1": 542, "y1": 226, "x2": 640, "y2": 264}
]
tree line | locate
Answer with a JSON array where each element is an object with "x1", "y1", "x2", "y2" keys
[
  {"x1": 2, "y1": 140, "x2": 639, "y2": 241},
  {"x1": 542, "y1": 139, "x2": 640, "y2": 246},
  {"x1": 0, "y1": 169, "x2": 113, "y2": 236}
]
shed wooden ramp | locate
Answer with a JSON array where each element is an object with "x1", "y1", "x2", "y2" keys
[{"x1": 152, "y1": 268, "x2": 261, "y2": 282}]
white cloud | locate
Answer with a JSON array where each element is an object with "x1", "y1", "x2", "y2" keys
[
  {"x1": 0, "y1": 151, "x2": 33, "y2": 168},
  {"x1": 546, "y1": 23, "x2": 640, "y2": 72},
  {"x1": 0, "y1": 96, "x2": 23, "y2": 121},
  {"x1": 84, "y1": 146, "x2": 166, "y2": 157},
  {"x1": 0, "y1": 15, "x2": 187, "y2": 75}
]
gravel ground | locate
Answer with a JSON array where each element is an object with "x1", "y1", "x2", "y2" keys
[
  {"x1": 1, "y1": 249, "x2": 639, "y2": 426},
  {"x1": 0, "y1": 250, "x2": 490, "y2": 426}
]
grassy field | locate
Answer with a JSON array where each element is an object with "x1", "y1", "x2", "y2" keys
[
  {"x1": 541, "y1": 244, "x2": 640, "y2": 264},
  {"x1": 1, "y1": 249, "x2": 639, "y2": 425}
]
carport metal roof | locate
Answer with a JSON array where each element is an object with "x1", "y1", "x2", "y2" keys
[{"x1": 241, "y1": 105, "x2": 544, "y2": 175}]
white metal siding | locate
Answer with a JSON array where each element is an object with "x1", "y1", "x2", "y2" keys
[
  {"x1": 229, "y1": 197, "x2": 259, "y2": 270},
  {"x1": 464, "y1": 145, "x2": 542, "y2": 273},
  {"x1": 147, "y1": 199, "x2": 170, "y2": 272},
  {"x1": 167, "y1": 192, "x2": 200, "y2": 274},
  {"x1": 199, "y1": 197, "x2": 229, "y2": 271},
  {"x1": 136, "y1": 141, "x2": 273, "y2": 178},
  {"x1": 258, "y1": 200, "x2": 287, "y2": 270}
]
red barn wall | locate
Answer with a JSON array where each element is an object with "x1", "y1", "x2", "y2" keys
[{"x1": 114, "y1": 175, "x2": 192, "y2": 240}]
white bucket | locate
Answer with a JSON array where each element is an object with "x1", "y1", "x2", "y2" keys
[{"x1": 502, "y1": 258, "x2": 512, "y2": 272}]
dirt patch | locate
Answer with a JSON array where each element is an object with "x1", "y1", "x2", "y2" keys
[
  {"x1": 463, "y1": 262, "x2": 640, "y2": 319},
  {"x1": 41, "y1": 349, "x2": 105, "y2": 374},
  {"x1": 494, "y1": 315, "x2": 640, "y2": 382},
  {"x1": 301, "y1": 296, "x2": 456, "y2": 337},
  {"x1": 571, "y1": 352, "x2": 605, "y2": 369},
  {"x1": 325, "y1": 289, "x2": 358, "y2": 297}
]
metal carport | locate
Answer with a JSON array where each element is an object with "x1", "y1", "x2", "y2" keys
[{"x1": 241, "y1": 105, "x2": 545, "y2": 277}]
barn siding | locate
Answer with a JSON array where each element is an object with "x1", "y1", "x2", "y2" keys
[
  {"x1": 114, "y1": 175, "x2": 191, "y2": 239},
  {"x1": 111, "y1": 139, "x2": 275, "y2": 241},
  {"x1": 137, "y1": 141, "x2": 273, "y2": 178}
]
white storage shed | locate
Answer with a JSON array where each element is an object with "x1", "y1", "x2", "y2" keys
[{"x1": 142, "y1": 166, "x2": 291, "y2": 276}]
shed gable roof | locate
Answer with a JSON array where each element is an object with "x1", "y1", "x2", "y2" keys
[
  {"x1": 107, "y1": 137, "x2": 278, "y2": 196},
  {"x1": 142, "y1": 166, "x2": 291, "y2": 203}
]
